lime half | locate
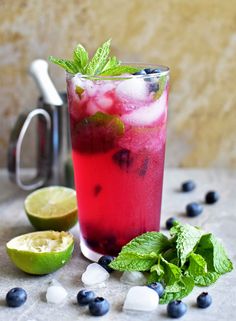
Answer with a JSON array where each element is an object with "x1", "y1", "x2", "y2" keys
[
  {"x1": 24, "y1": 186, "x2": 78, "y2": 231},
  {"x1": 6, "y1": 231, "x2": 74, "y2": 275}
]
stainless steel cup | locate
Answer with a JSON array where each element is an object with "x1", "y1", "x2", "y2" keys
[{"x1": 7, "y1": 60, "x2": 74, "y2": 190}]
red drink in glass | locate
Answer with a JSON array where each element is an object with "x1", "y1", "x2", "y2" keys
[{"x1": 67, "y1": 65, "x2": 170, "y2": 260}]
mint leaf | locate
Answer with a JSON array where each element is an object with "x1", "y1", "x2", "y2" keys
[
  {"x1": 161, "y1": 256, "x2": 181, "y2": 285},
  {"x1": 160, "y1": 275, "x2": 195, "y2": 304},
  {"x1": 150, "y1": 262, "x2": 165, "y2": 277},
  {"x1": 86, "y1": 39, "x2": 111, "y2": 75},
  {"x1": 50, "y1": 39, "x2": 143, "y2": 76},
  {"x1": 73, "y1": 44, "x2": 89, "y2": 73},
  {"x1": 188, "y1": 253, "x2": 207, "y2": 276},
  {"x1": 147, "y1": 271, "x2": 162, "y2": 284},
  {"x1": 186, "y1": 253, "x2": 220, "y2": 286},
  {"x1": 121, "y1": 232, "x2": 170, "y2": 257},
  {"x1": 162, "y1": 248, "x2": 177, "y2": 262},
  {"x1": 99, "y1": 65, "x2": 141, "y2": 76},
  {"x1": 103, "y1": 56, "x2": 120, "y2": 71},
  {"x1": 194, "y1": 271, "x2": 220, "y2": 286},
  {"x1": 150, "y1": 257, "x2": 165, "y2": 280},
  {"x1": 110, "y1": 232, "x2": 170, "y2": 271},
  {"x1": 48, "y1": 56, "x2": 78, "y2": 73},
  {"x1": 109, "y1": 252, "x2": 156, "y2": 271},
  {"x1": 171, "y1": 222, "x2": 203, "y2": 266},
  {"x1": 196, "y1": 234, "x2": 233, "y2": 274},
  {"x1": 109, "y1": 222, "x2": 233, "y2": 304}
]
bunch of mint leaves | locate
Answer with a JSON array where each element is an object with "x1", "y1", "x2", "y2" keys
[
  {"x1": 49, "y1": 39, "x2": 140, "y2": 76},
  {"x1": 109, "y1": 221, "x2": 233, "y2": 304}
]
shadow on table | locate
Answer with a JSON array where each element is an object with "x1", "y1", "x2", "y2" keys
[{"x1": 0, "y1": 225, "x2": 34, "y2": 242}]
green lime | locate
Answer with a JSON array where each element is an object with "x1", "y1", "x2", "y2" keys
[
  {"x1": 6, "y1": 230, "x2": 74, "y2": 275},
  {"x1": 24, "y1": 186, "x2": 78, "y2": 231}
]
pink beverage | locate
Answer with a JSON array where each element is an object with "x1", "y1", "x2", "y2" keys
[{"x1": 67, "y1": 66, "x2": 170, "y2": 260}]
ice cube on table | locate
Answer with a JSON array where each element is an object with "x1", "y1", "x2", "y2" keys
[
  {"x1": 116, "y1": 78, "x2": 148, "y2": 101},
  {"x1": 121, "y1": 90, "x2": 167, "y2": 126},
  {"x1": 120, "y1": 271, "x2": 147, "y2": 285},
  {"x1": 46, "y1": 285, "x2": 68, "y2": 304},
  {"x1": 123, "y1": 286, "x2": 159, "y2": 311},
  {"x1": 81, "y1": 263, "x2": 110, "y2": 286}
]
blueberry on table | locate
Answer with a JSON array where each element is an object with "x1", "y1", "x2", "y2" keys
[
  {"x1": 181, "y1": 180, "x2": 196, "y2": 192},
  {"x1": 205, "y1": 191, "x2": 219, "y2": 204},
  {"x1": 147, "y1": 282, "x2": 164, "y2": 297},
  {"x1": 6, "y1": 287, "x2": 27, "y2": 308},
  {"x1": 77, "y1": 289, "x2": 95, "y2": 306},
  {"x1": 167, "y1": 300, "x2": 187, "y2": 318},
  {"x1": 197, "y1": 292, "x2": 212, "y2": 308},
  {"x1": 186, "y1": 202, "x2": 203, "y2": 217},
  {"x1": 98, "y1": 255, "x2": 114, "y2": 273},
  {"x1": 89, "y1": 297, "x2": 110, "y2": 316},
  {"x1": 166, "y1": 217, "x2": 177, "y2": 230}
]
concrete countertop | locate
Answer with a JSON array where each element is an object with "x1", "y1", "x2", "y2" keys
[{"x1": 0, "y1": 169, "x2": 236, "y2": 321}]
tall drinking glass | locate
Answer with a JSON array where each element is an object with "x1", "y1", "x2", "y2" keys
[{"x1": 67, "y1": 65, "x2": 170, "y2": 261}]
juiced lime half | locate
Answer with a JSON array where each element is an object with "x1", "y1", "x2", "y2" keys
[
  {"x1": 24, "y1": 186, "x2": 78, "y2": 231},
  {"x1": 6, "y1": 230, "x2": 74, "y2": 275}
]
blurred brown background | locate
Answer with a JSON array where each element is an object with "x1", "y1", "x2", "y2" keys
[{"x1": 0, "y1": 0, "x2": 236, "y2": 168}]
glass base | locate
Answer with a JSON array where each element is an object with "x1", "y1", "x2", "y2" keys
[{"x1": 80, "y1": 237, "x2": 104, "y2": 262}]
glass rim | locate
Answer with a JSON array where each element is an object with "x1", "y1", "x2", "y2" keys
[{"x1": 66, "y1": 63, "x2": 170, "y2": 80}]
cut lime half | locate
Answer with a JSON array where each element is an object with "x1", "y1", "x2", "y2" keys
[
  {"x1": 24, "y1": 186, "x2": 78, "y2": 231},
  {"x1": 6, "y1": 231, "x2": 74, "y2": 275}
]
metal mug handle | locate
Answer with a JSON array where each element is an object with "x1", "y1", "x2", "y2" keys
[{"x1": 8, "y1": 108, "x2": 51, "y2": 190}]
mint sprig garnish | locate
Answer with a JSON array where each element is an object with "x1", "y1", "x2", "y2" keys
[
  {"x1": 49, "y1": 39, "x2": 141, "y2": 76},
  {"x1": 109, "y1": 221, "x2": 233, "y2": 304}
]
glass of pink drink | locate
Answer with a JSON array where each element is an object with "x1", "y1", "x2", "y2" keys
[{"x1": 67, "y1": 65, "x2": 170, "y2": 260}]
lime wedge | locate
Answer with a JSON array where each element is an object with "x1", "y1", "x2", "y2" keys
[
  {"x1": 24, "y1": 186, "x2": 78, "y2": 231},
  {"x1": 6, "y1": 231, "x2": 74, "y2": 275}
]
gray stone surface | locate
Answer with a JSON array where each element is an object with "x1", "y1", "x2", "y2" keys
[{"x1": 0, "y1": 169, "x2": 236, "y2": 321}]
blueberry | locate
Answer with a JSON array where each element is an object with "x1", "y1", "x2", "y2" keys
[
  {"x1": 150, "y1": 68, "x2": 162, "y2": 74},
  {"x1": 148, "y1": 82, "x2": 159, "y2": 93},
  {"x1": 144, "y1": 68, "x2": 152, "y2": 74},
  {"x1": 144, "y1": 68, "x2": 162, "y2": 74},
  {"x1": 205, "y1": 191, "x2": 219, "y2": 204},
  {"x1": 133, "y1": 69, "x2": 147, "y2": 75},
  {"x1": 147, "y1": 282, "x2": 164, "y2": 297},
  {"x1": 181, "y1": 180, "x2": 196, "y2": 192},
  {"x1": 197, "y1": 292, "x2": 212, "y2": 308},
  {"x1": 166, "y1": 217, "x2": 177, "y2": 230},
  {"x1": 186, "y1": 202, "x2": 203, "y2": 217},
  {"x1": 98, "y1": 255, "x2": 114, "y2": 273},
  {"x1": 138, "y1": 158, "x2": 149, "y2": 176},
  {"x1": 77, "y1": 289, "x2": 95, "y2": 306},
  {"x1": 112, "y1": 149, "x2": 133, "y2": 170},
  {"x1": 167, "y1": 300, "x2": 187, "y2": 318},
  {"x1": 89, "y1": 297, "x2": 110, "y2": 316},
  {"x1": 6, "y1": 287, "x2": 27, "y2": 308},
  {"x1": 94, "y1": 184, "x2": 102, "y2": 196}
]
